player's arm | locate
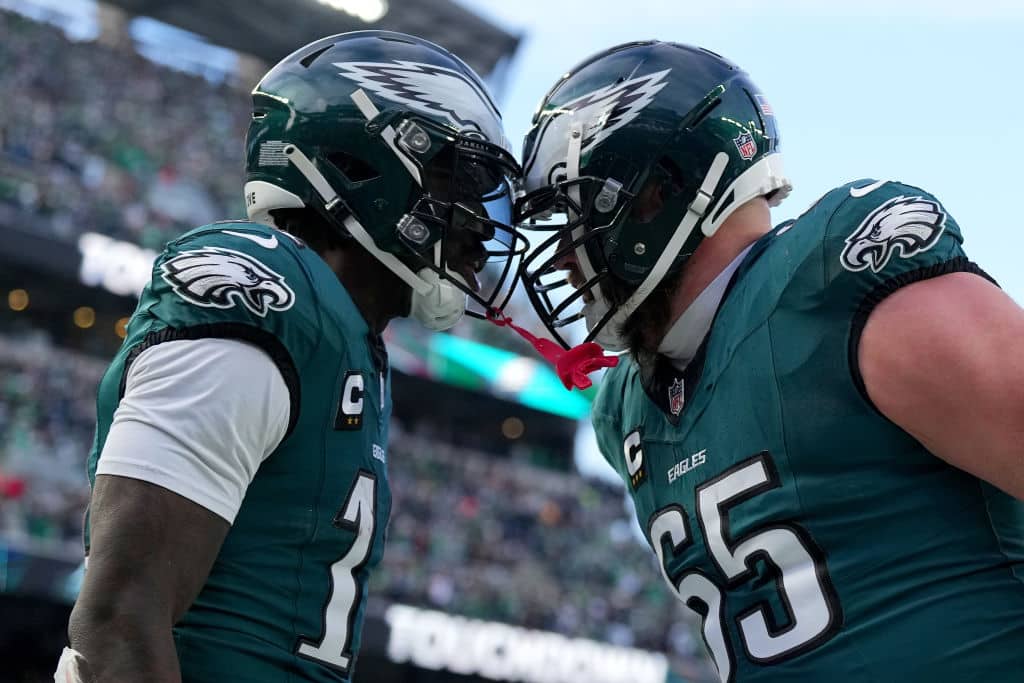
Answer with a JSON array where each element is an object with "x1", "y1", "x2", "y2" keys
[
  {"x1": 64, "y1": 338, "x2": 291, "y2": 681},
  {"x1": 859, "y1": 271, "x2": 1024, "y2": 499},
  {"x1": 67, "y1": 476, "x2": 229, "y2": 682}
]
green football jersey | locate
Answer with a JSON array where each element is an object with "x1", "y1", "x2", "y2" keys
[
  {"x1": 85, "y1": 221, "x2": 392, "y2": 682},
  {"x1": 593, "y1": 180, "x2": 1024, "y2": 682}
]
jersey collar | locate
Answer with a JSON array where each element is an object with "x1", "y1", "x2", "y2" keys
[
  {"x1": 657, "y1": 244, "x2": 755, "y2": 372},
  {"x1": 639, "y1": 224, "x2": 786, "y2": 424}
]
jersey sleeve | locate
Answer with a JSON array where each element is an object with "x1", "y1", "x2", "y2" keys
[
  {"x1": 818, "y1": 180, "x2": 995, "y2": 397},
  {"x1": 126, "y1": 223, "x2": 320, "y2": 437},
  {"x1": 823, "y1": 180, "x2": 988, "y2": 292},
  {"x1": 96, "y1": 338, "x2": 290, "y2": 523}
]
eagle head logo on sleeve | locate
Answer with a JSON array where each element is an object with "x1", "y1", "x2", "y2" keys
[
  {"x1": 840, "y1": 195, "x2": 947, "y2": 273},
  {"x1": 160, "y1": 247, "x2": 296, "y2": 317}
]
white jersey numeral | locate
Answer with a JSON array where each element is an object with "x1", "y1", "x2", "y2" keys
[
  {"x1": 296, "y1": 472, "x2": 377, "y2": 673},
  {"x1": 648, "y1": 453, "x2": 839, "y2": 682},
  {"x1": 650, "y1": 507, "x2": 734, "y2": 681}
]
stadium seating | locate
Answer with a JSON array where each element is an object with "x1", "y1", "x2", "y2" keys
[
  {"x1": 0, "y1": 330, "x2": 700, "y2": 661},
  {"x1": 0, "y1": 10, "x2": 247, "y2": 250}
]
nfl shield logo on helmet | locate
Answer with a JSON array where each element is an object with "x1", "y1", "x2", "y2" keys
[
  {"x1": 668, "y1": 378, "x2": 684, "y2": 416},
  {"x1": 734, "y1": 132, "x2": 757, "y2": 161}
]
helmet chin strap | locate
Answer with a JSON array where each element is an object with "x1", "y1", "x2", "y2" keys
[
  {"x1": 409, "y1": 264, "x2": 471, "y2": 331},
  {"x1": 283, "y1": 144, "x2": 430, "y2": 296},
  {"x1": 584, "y1": 298, "x2": 624, "y2": 350},
  {"x1": 587, "y1": 151, "x2": 731, "y2": 351},
  {"x1": 283, "y1": 142, "x2": 467, "y2": 331},
  {"x1": 349, "y1": 88, "x2": 468, "y2": 330}
]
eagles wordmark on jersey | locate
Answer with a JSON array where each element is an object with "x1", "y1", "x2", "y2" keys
[{"x1": 593, "y1": 180, "x2": 1024, "y2": 682}]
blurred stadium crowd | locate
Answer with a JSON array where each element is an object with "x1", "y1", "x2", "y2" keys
[
  {"x1": 0, "y1": 331, "x2": 698, "y2": 660},
  {"x1": 0, "y1": 5, "x2": 706, "y2": 676},
  {"x1": 0, "y1": 10, "x2": 246, "y2": 250}
]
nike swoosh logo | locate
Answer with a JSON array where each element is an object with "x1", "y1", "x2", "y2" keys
[
  {"x1": 223, "y1": 230, "x2": 278, "y2": 249},
  {"x1": 849, "y1": 179, "x2": 887, "y2": 198}
]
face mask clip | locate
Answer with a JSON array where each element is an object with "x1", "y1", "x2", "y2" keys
[
  {"x1": 397, "y1": 214, "x2": 432, "y2": 248},
  {"x1": 594, "y1": 177, "x2": 623, "y2": 213},
  {"x1": 396, "y1": 119, "x2": 432, "y2": 155}
]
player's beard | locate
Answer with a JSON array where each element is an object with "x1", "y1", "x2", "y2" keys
[{"x1": 602, "y1": 267, "x2": 684, "y2": 365}]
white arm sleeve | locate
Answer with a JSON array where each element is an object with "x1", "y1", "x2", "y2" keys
[{"x1": 96, "y1": 338, "x2": 291, "y2": 523}]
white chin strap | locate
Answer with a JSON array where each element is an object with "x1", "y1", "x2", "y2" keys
[
  {"x1": 410, "y1": 277, "x2": 465, "y2": 330},
  {"x1": 409, "y1": 258, "x2": 471, "y2": 331},
  {"x1": 584, "y1": 151, "x2": 731, "y2": 352},
  {"x1": 583, "y1": 298, "x2": 621, "y2": 349},
  {"x1": 54, "y1": 648, "x2": 89, "y2": 683},
  {"x1": 278, "y1": 88, "x2": 468, "y2": 331}
]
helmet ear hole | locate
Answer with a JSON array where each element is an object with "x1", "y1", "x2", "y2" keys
[
  {"x1": 628, "y1": 157, "x2": 686, "y2": 225},
  {"x1": 327, "y1": 151, "x2": 381, "y2": 184},
  {"x1": 656, "y1": 156, "x2": 685, "y2": 196}
]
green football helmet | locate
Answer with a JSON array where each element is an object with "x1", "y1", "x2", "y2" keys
[
  {"x1": 516, "y1": 40, "x2": 791, "y2": 350},
  {"x1": 245, "y1": 31, "x2": 526, "y2": 330}
]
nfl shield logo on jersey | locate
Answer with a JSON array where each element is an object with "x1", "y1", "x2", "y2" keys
[
  {"x1": 733, "y1": 132, "x2": 757, "y2": 161},
  {"x1": 668, "y1": 378, "x2": 684, "y2": 416}
]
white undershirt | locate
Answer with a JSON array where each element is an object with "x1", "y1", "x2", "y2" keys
[
  {"x1": 657, "y1": 245, "x2": 754, "y2": 372},
  {"x1": 96, "y1": 338, "x2": 290, "y2": 523}
]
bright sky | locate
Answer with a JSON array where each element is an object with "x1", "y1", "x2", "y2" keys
[
  {"x1": 458, "y1": 0, "x2": 1024, "y2": 479},
  {"x1": 464, "y1": 0, "x2": 1024, "y2": 300}
]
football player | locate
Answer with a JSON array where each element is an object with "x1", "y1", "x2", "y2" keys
[
  {"x1": 515, "y1": 40, "x2": 1024, "y2": 682},
  {"x1": 57, "y1": 31, "x2": 524, "y2": 682}
]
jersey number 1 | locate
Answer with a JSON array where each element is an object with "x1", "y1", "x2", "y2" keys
[
  {"x1": 296, "y1": 471, "x2": 377, "y2": 674},
  {"x1": 648, "y1": 452, "x2": 840, "y2": 683}
]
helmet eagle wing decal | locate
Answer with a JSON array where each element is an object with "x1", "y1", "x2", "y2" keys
[
  {"x1": 562, "y1": 68, "x2": 671, "y2": 155},
  {"x1": 523, "y1": 69, "x2": 670, "y2": 186},
  {"x1": 333, "y1": 60, "x2": 507, "y2": 149}
]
